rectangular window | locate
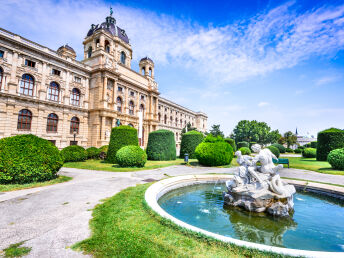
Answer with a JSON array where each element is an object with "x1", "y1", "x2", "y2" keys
[
  {"x1": 25, "y1": 59, "x2": 36, "y2": 68},
  {"x1": 118, "y1": 86, "x2": 123, "y2": 92},
  {"x1": 141, "y1": 95, "x2": 145, "y2": 100},
  {"x1": 52, "y1": 69, "x2": 61, "y2": 76},
  {"x1": 0, "y1": 50, "x2": 4, "y2": 58},
  {"x1": 70, "y1": 141, "x2": 78, "y2": 146},
  {"x1": 107, "y1": 79, "x2": 114, "y2": 90},
  {"x1": 130, "y1": 91, "x2": 135, "y2": 96},
  {"x1": 48, "y1": 140, "x2": 56, "y2": 146},
  {"x1": 74, "y1": 76, "x2": 81, "y2": 83}
]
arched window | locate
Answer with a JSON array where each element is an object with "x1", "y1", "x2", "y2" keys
[
  {"x1": 149, "y1": 68, "x2": 152, "y2": 77},
  {"x1": 116, "y1": 97, "x2": 122, "y2": 112},
  {"x1": 164, "y1": 115, "x2": 167, "y2": 124},
  {"x1": 70, "y1": 116, "x2": 80, "y2": 134},
  {"x1": 0, "y1": 67, "x2": 3, "y2": 90},
  {"x1": 176, "y1": 132, "x2": 178, "y2": 141},
  {"x1": 139, "y1": 104, "x2": 144, "y2": 117},
  {"x1": 141, "y1": 67, "x2": 145, "y2": 75},
  {"x1": 120, "y1": 51, "x2": 126, "y2": 64},
  {"x1": 17, "y1": 109, "x2": 32, "y2": 130},
  {"x1": 87, "y1": 46, "x2": 92, "y2": 58},
  {"x1": 71, "y1": 88, "x2": 80, "y2": 106},
  {"x1": 158, "y1": 113, "x2": 161, "y2": 122},
  {"x1": 175, "y1": 118, "x2": 178, "y2": 127},
  {"x1": 47, "y1": 113, "x2": 58, "y2": 132},
  {"x1": 48, "y1": 82, "x2": 60, "y2": 101},
  {"x1": 129, "y1": 100, "x2": 134, "y2": 115},
  {"x1": 105, "y1": 40, "x2": 110, "y2": 53},
  {"x1": 20, "y1": 74, "x2": 34, "y2": 96},
  {"x1": 128, "y1": 123, "x2": 134, "y2": 127},
  {"x1": 170, "y1": 116, "x2": 173, "y2": 125}
]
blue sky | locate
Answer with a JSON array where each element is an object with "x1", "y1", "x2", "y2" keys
[{"x1": 1, "y1": 0, "x2": 344, "y2": 136}]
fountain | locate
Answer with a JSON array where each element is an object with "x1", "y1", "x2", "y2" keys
[{"x1": 223, "y1": 144, "x2": 296, "y2": 217}]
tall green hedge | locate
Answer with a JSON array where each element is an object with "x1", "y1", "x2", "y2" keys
[
  {"x1": 180, "y1": 131, "x2": 204, "y2": 159},
  {"x1": 225, "y1": 138, "x2": 237, "y2": 152},
  {"x1": 316, "y1": 128, "x2": 344, "y2": 161},
  {"x1": 237, "y1": 141, "x2": 249, "y2": 149},
  {"x1": 107, "y1": 125, "x2": 139, "y2": 163},
  {"x1": 146, "y1": 130, "x2": 176, "y2": 161},
  {"x1": 0, "y1": 134, "x2": 63, "y2": 184}
]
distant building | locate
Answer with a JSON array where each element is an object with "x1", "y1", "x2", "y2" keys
[{"x1": 295, "y1": 128, "x2": 316, "y2": 147}]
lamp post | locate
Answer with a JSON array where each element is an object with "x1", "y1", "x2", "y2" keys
[{"x1": 73, "y1": 130, "x2": 77, "y2": 145}]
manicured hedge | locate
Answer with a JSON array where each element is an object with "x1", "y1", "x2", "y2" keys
[
  {"x1": 267, "y1": 145, "x2": 280, "y2": 158},
  {"x1": 294, "y1": 148, "x2": 302, "y2": 153},
  {"x1": 317, "y1": 128, "x2": 344, "y2": 161},
  {"x1": 146, "y1": 130, "x2": 176, "y2": 161},
  {"x1": 195, "y1": 136, "x2": 233, "y2": 166},
  {"x1": 107, "y1": 126, "x2": 139, "y2": 163},
  {"x1": 237, "y1": 141, "x2": 249, "y2": 149},
  {"x1": 61, "y1": 145, "x2": 87, "y2": 162},
  {"x1": 180, "y1": 131, "x2": 204, "y2": 159},
  {"x1": 310, "y1": 141, "x2": 317, "y2": 148},
  {"x1": 225, "y1": 138, "x2": 236, "y2": 152},
  {"x1": 0, "y1": 134, "x2": 64, "y2": 184},
  {"x1": 328, "y1": 148, "x2": 344, "y2": 170},
  {"x1": 239, "y1": 147, "x2": 251, "y2": 155},
  {"x1": 271, "y1": 143, "x2": 286, "y2": 153},
  {"x1": 286, "y1": 148, "x2": 294, "y2": 153},
  {"x1": 302, "y1": 148, "x2": 317, "y2": 158},
  {"x1": 86, "y1": 147, "x2": 101, "y2": 159},
  {"x1": 116, "y1": 145, "x2": 147, "y2": 168},
  {"x1": 99, "y1": 145, "x2": 109, "y2": 153}
]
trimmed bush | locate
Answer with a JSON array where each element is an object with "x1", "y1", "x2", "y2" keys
[
  {"x1": 286, "y1": 148, "x2": 294, "y2": 153},
  {"x1": 271, "y1": 143, "x2": 286, "y2": 153},
  {"x1": 180, "y1": 131, "x2": 204, "y2": 159},
  {"x1": 99, "y1": 145, "x2": 109, "y2": 153},
  {"x1": 195, "y1": 137, "x2": 233, "y2": 166},
  {"x1": 107, "y1": 126, "x2": 139, "y2": 163},
  {"x1": 317, "y1": 128, "x2": 344, "y2": 161},
  {"x1": 310, "y1": 141, "x2": 317, "y2": 148},
  {"x1": 328, "y1": 148, "x2": 344, "y2": 170},
  {"x1": 294, "y1": 148, "x2": 302, "y2": 154},
  {"x1": 61, "y1": 145, "x2": 87, "y2": 162},
  {"x1": 86, "y1": 147, "x2": 101, "y2": 159},
  {"x1": 0, "y1": 134, "x2": 64, "y2": 184},
  {"x1": 225, "y1": 138, "x2": 237, "y2": 152},
  {"x1": 146, "y1": 130, "x2": 176, "y2": 161},
  {"x1": 267, "y1": 145, "x2": 280, "y2": 158},
  {"x1": 115, "y1": 145, "x2": 147, "y2": 167},
  {"x1": 239, "y1": 147, "x2": 251, "y2": 155},
  {"x1": 237, "y1": 141, "x2": 249, "y2": 149},
  {"x1": 302, "y1": 148, "x2": 317, "y2": 158}
]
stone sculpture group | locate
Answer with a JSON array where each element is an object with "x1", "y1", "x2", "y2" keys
[{"x1": 223, "y1": 144, "x2": 296, "y2": 217}]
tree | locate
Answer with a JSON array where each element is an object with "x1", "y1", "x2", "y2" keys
[
  {"x1": 283, "y1": 131, "x2": 297, "y2": 148},
  {"x1": 181, "y1": 122, "x2": 197, "y2": 134},
  {"x1": 231, "y1": 120, "x2": 280, "y2": 145},
  {"x1": 209, "y1": 124, "x2": 224, "y2": 138}
]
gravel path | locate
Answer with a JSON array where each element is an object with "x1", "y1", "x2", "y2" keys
[{"x1": 0, "y1": 165, "x2": 343, "y2": 257}]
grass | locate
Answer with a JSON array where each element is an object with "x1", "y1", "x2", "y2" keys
[
  {"x1": 287, "y1": 157, "x2": 344, "y2": 175},
  {"x1": 2, "y1": 241, "x2": 31, "y2": 257},
  {"x1": 73, "y1": 183, "x2": 288, "y2": 258},
  {"x1": 0, "y1": 176, "x2": 72, "y2": 192}
]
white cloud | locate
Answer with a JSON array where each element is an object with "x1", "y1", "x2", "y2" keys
[
  {"x1": 1, "y1": 1, "x2": 344, "y2": 85},
  {"x1": 314, "y1": 75, "x2": 340, "y2": 86},
  {"x1": 258, "y1": 102, "x2": 270, "y2": 107}
]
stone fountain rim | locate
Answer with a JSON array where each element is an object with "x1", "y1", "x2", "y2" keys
[{"x1": 144, "y1": 174, "x2": 344, "y2": 258}]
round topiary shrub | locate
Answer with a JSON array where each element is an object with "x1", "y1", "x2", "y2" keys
[
  {"x1": 86, "y1": 147, "x2": 101, "y2": 159},
  {"x1": 195, "y1": 137, "x2": 233, "y2": 166},
  {"x1": 61, "y1": 145, "x2": 87, "y2": 162},
  {"x1": 99, "y1": 145, "x2": 108, "y2": 153},
  {"x1": 302, "y1": 148, "x2": 317, "y2": 158},
  {"x1": 239, "y1": 147, "x2": 251, "y2": 155},
  {"x1": 146, "y1": 130, "x2": 176, "y2": 161},
  {"x1": 115, "y1": 145, "x2": 147, "y2": 167},
  {"x1": 180, "y1": 131, "x2": 204, "y2": 159},
  {"x1": 237, "y1": 141, "x2": 249, "y2": 149},
  {"x1": 267, "y1": 145, "x2": 280, "y2": 158},
  {"x1": 294, "y1": 148, "x2": 302, "y2": 154},
  {"x1": 0, "y1": 134, "x2": 64, "y2": 184},
  {"x1": 107, "y1": 126, "x2": 139, "y2": 163},
  {"x1": 317, "y1": 128, "x2": 344, "y2": 161},
  {"x1": 328, "y1": 148, "x2": 344, "y2": 170},
  {"x1": 272, "y1": 143, "x2": 286, "y2": 153},
  {"x1": 286, "y1": 148, "x2": 294, "y2": 153},
  {"x1": 225, "y1": 138, "x2": 236, "y2": 152}
]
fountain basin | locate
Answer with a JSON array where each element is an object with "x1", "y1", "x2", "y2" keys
[{"x1": 145, "y1": 175, "x2": 344, "y2": 258}]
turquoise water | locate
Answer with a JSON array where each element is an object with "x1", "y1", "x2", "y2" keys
[{"x1": 158, "y1": 183, "x2": 344, "y2": 252}]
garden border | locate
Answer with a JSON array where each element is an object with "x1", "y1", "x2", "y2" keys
[{"x1": 145, "y1": 174, "x2": 344, "y2": 258}]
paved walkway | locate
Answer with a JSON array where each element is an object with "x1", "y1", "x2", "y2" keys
[{"x1": 0, "y1": 165, "x2": 343, "y2": 257}]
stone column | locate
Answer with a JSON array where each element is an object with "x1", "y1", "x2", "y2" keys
[
  {"x1": 102, "y1": 76, "x2": 107, "y2": 101},
  {"x1": 113, "y1": 79, "x2": 117, "y2": 106}
]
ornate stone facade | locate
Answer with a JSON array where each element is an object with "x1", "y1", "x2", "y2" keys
[{"x1": 0, "y1": 13, "x2": 207, "y2": 149}]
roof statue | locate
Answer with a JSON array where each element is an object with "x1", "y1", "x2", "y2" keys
[{"x1": 110, "y1": 7, "x2": 113, "y2": 16}]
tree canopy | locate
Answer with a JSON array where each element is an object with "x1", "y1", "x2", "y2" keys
[
  {"x1": 231, "y1": 120, "x2": 280, "y2": 145},
  {"x1": 208, "y1": 124, "x2": 224, "y2": 138}
]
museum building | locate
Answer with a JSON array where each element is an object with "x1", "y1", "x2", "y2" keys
[{"x1": 0, "y1": 13, "x2": 207, "y2": 149}]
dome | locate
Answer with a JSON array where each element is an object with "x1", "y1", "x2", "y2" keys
[
  {"x1": 57, "y1": 44, "x2": 76, "y2": 59},
  {"x1": 57, "y1": 44, "x2": 75, "y2": 53},
  {"x1": 86, "y1": 16, "x2": 129, "y2": 44},
  {"x1": 140, "y1": 57, "x2": 154, "y2": 64}
]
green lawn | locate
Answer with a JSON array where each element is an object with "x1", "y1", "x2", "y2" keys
[
  {"x1": 288, "y1": 157, "x2": 344, "y2": 175},
  {"x1": 0, "y1": 176, "x2": 72, "y2": 192},
  {"x1": 2, "y1": 242, "x2": 31, "y2": 257},
  {"x1": 73, "y1": 183, "x2": 287, "y2": 258}
]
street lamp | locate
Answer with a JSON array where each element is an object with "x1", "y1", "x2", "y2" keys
[{"x1": 73, "y1": 130, "x2": 77, "y2": 145}]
